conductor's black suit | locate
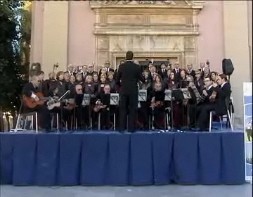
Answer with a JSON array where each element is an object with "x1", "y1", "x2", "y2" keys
[{"x1": 116, "y1": 60, "x2": 144, "y2": 132}]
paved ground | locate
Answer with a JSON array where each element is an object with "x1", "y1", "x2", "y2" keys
[{"x1": 0, "y1": 184, "x2": 252, "y2": 197}]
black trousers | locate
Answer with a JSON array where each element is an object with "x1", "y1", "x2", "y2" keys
[
  {"x1": 119, "y1": 93, "x2": 138, "y2": 132},
  {"x1": 137, "y1": 102, "x2": 149, "y2": 130},
  {"x1": 26, "y1": 105, "x2": 51, "y2": 130},
  {"x1": 196, "y1": 103, "x2": 215, "y2": 130}
]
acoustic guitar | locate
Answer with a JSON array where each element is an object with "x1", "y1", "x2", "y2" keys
[{"x1": 22, "y1": 92, "x2": 48, "y2": 109}]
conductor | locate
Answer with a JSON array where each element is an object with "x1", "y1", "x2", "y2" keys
[{"x1": 116, "y1": 51, "x2": 144, "y2": 132}]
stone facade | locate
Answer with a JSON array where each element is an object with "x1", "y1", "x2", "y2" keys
[
  {"x1": 90, "y1": 0, "x2": 204, "y2": 68},
  {"x1": 30, "y1": 1, "x2": 252, "y2": 127}
]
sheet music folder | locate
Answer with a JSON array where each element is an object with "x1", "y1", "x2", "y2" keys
[
  {"x1": 110, "y1": 93, "x2": 119, "y2": 105},
  {"x1": 82, "y1": 94, "x2": 90, "y2": 106},
  {"x1": 181, "y1": 88, "x2": 191, "y2": 99},
  {"x1": 164, "y1": 89, "x2": 172, "y2": 101},
  {"x1": 138, "y1": 89, "x2": 147, "y2": 102}
]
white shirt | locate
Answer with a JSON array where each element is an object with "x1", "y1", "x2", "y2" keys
[
  {"x1": 221, "y1": 82, "x2": 227, "y2": 88},
  {"x1": 207, "y1": 85, "x2": 213, "y2": 90}
]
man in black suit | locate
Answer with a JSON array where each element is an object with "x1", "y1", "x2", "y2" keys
[
  {"x1": 186, "y1": 64, "x2": 196, "y2": 80},
  {"x1": 158, "y1": 62, "x2": 167, "y2": 79},
  {"x1": 196, "y1": 77, "x2": 218, "y2": 130},
  {"x1": 215, "y1": 74, "x2": 231, "y2": 116},
  {"x1": 172, "y1": 62, "x2": 181, "y2": 83},
  {"x1": 116, "y1": 51, "x2": 144, "y2": 132}
]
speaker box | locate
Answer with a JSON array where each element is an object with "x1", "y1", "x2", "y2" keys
[{"x1": 222, "y1": 59, "x2": 234, "y2": 75}]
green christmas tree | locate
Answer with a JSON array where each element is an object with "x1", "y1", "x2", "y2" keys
[{"x1": 0, "y1": 0, "x2": 28, "y2": 131}]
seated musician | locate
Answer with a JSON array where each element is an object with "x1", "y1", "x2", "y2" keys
[
  {"x1": 83, "y1": 75, "x2": 97, "y2": 129},
  {"x1": 22, "y1": 73, "x2": 51, "y2": 131},
  {"x1": 93, "y1": 84, "x2": 113, "y2": 130},
  {"x1": 196, "y1": 76, "x2": 219, "y2": 131},
  {"x1": 47, "y1": 84, "x2": 73, "y2": 130},
  {"x1": 74, "y1": 84, "x2": 86, "y2": 129},
  {"x1": 215, "y1": 74, "x2": 232, "y2": 116},
  {"x1": 150, "y1": 82, "x2": 165, "y2": 129},
  {"x1": 187, "y1": 75, "x2": 203, "y2": 129}
]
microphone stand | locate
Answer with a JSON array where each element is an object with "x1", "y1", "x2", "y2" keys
[
  {"x1": 59, "y1": 90, "x2": 70, "y2": 132},
  {"x1": 170, "y1": 97, "x2": 174, "y2": 131}
]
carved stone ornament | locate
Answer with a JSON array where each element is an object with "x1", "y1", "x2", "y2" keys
[{"x1": 90, "y1": 0, "x2": 203, "y2": 7}]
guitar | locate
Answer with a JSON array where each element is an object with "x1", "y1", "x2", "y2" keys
[
  {"x1": 93, "y1": 100, "x2": 107, "y2": 112},
  {"x1": 150, "y1": 99, "x2": 164, "y2": 109},
  {"x1": 47, "y1": 98, "x2": 61, "y2": 110},
  {"x1": 22, "y1": 92, "x2": 49, "y2": 109},
  {"x1": 63, "y1": 98, "x2": 76, "y2": 110},
  {"x1": 47, "y1": 98, "x2": 76, "y2": 110}
]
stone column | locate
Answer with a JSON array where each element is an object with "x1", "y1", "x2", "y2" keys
[
  {"x1": 30, "y1": 1, "x2": 44, "y2": 65},
  {"x1": 41, "y1": 1, "x2": 69, "y2": 75}
]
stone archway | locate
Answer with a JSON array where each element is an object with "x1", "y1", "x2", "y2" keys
[{"x1": 90, "y1": 0, "x2": 204, "y2": 69}]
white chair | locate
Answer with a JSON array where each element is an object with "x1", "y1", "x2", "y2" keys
[
  {"x1": 209, "y1": 97, "x2": 234, "y2": 132},
  {"x1": 14, "y1": 111, "x2": 38, "y2": 133}
]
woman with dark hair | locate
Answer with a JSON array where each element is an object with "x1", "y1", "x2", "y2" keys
[
  {"x1": 179, "y1": 69, "x2": 189, "y2": 88},
  {"x1": 166, "y1": 72, "x2": 179, "y2": 90}
]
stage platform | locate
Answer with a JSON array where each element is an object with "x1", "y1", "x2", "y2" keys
[{"x1": 0, "y1": 130, "x2": 245, "y2": 186}]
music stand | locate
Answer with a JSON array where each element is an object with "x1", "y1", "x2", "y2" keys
[
  {"x1": 164, "y1": 89, "x2": 173, "y2": 131},
  {"x1": 180, "y1": 88, "x2": 191, "y2": 129},
  {"x1": 110, "y1": 93, "x2": 119, "y2": 106},
  {"x1": 82, "y1": 94, "x2": 91, "y2": 106},
  {"x1": 164, "y1": 89, "x2": 172, "y2": 101},
  {"x1": 58, "y1": 90, "x2": 70, "y2": 132},
  {"x1": 110, "y1": 93, "x2": 119, "y2": 130},
  {"x1": 97, "y1": 94, "x2": 110, "y2": 131},
  {"x1": 82, "y1": 94, "x2": 92, "y2": 130},
  {"x1": 172, "y1": 89, "x2": 184, "y2": 101},
  {"x1": 138, "y1": 90, "x2": 147, "y2": 102},
  {"x1": 138, "y1": 89, "x2": 147, "y2": 108},
  {"x1": 181, "y1": 88, "x2": 191, "y2": 99}
]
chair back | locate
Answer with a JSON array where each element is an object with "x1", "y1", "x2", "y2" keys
[{"x1": 224, "y1": 91, "x2": 232, "y2": 111}]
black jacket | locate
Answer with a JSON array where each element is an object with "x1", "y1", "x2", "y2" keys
[
  {"x1": 215, "y1": 82, "x2": 231, "y2": 115},
  {"x1": 116, "y1": 60, "x2": 144, "y2": 94},
  {"x1": 22, "y1": 82, "x2": 38, "y2": 97}
]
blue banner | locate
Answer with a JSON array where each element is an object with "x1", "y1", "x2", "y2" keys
[{"x1": 243, "y1": 82, "x2": 252, "y2": 182}]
